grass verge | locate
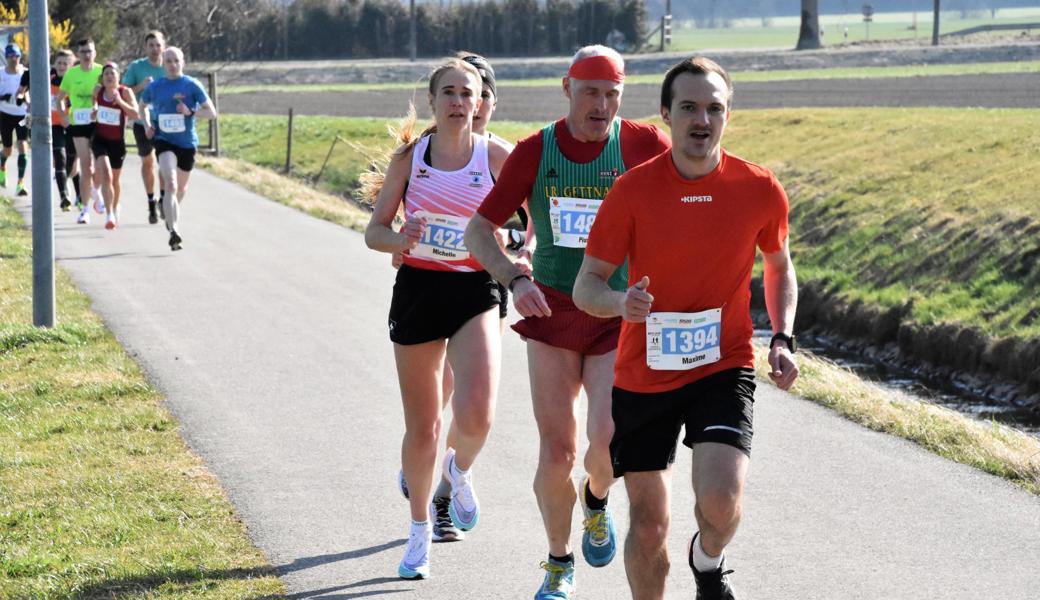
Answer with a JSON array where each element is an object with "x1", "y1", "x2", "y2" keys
[
  {"x1": 218, "y1": 60, "x2": 1040, "y2": 95},
  {"x1": 0, "y1": 195, "x2": 285, "y2": 597},
  {"x1": 752, "y1": 343, "x2": 1040, "y2": 496}
]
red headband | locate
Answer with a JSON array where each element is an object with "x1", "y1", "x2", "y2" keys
[{"x1": 567, "y1": 55, "x2": 624, "y2": 83}]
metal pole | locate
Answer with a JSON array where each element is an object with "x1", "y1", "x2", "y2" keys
[
  {"x1": 208, "y1": 72, "x2": 220, "y2": 156},
  {"x1": 285, "y1": 107, "x2": 293, "y2": 174},
  {"x1": 409, "y1": 0, "x2": 417, "y2": 61},
  {"x1": 29, "y1": 0, "x2": 54, "y2": 327},
  {"x1": 932, "y1": 0, "x2": 941, "y2": 46}
]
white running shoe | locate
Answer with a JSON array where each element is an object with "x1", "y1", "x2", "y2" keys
[
  {"x1": 76, "y1": 206, "x2": 90, "y2": 224},
  {"x1": 397, "y1": 523, "x2": 431, "y2": 580},
  {"x1": 105, "y1": 212, "x2": 116, "y2": 230},
  {"x1": 443, "y1": 448, "x2": 479, "y2": 531},
  {"x1": 92, "y1": 188, "x2": 104, "y2": 214}
]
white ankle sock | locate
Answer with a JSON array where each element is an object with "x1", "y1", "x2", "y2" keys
[
  {"x1": 411, "y1": 520, "x2": 431, "y2": 534},
  {"x1": 692, "y1": 534, "x2": 723, "y2": 572}
]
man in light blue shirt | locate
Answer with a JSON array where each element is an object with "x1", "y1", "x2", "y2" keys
[
  {"x1": 141, "y1": 46, "x2": 217, "y2": 251},
  {"x1": 123, "y1": 30, "x2": 167, "y2": 224}
]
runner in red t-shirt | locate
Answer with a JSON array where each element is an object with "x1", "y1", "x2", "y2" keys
[
  {"x1": 465, "y1": 45, "x2": 669, "y2": 599},
  {"x1": 574, "y1": 57, "x2": 799, "y2": 600}
]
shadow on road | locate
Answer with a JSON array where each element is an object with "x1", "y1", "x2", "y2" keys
[
  {"x1": 275, "y1": 539, "x2": 407, "y2": 575},
  {"x1": 287, "y1": 577, "x2": 411, "y2": 599}
]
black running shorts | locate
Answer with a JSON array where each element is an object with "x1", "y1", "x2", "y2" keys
[
  {"x1": 68, "y1": 123, "x2": 95, "y2": 139},
  {"x1": 610, "y1": 367, "x2": 756, "y2": 477},
  {"x1": 0, "y1": 112, "x2": 27, "y2": 146},
  {"x1": 153, "y1": 139, "x2": 196, "y2": 172},
  {"x1": 91, "y1": 137, "x2": 127, "y2": 170},
  {"x1": 389, "y1": 264, "x2": 504, "y2": 345},
  {"x1": 132, "y1": 123, "x2": 154, "y2": 156},
  {"x1": 51, "y1": 125, "x2": 76, "y2": 161}
]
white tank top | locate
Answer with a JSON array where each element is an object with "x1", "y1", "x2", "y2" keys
[
  {"x1": 0, "y1": 66, "x2": 26, "y2": 116},
  {"x1": 402, "y1": 133, "x2": 493, "y2": 272}
]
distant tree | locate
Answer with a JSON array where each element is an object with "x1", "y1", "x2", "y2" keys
[{"x1": 796, "y1": 0, "x2": 821, "y2": 50}]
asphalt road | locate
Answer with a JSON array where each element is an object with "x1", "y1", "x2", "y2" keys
[
  {"x1": 220, "y1": 73, "x2": 1040, "y2": 121},
  {"x1": 14, "y1": 157, "x2": 1040, "y2": 599}
]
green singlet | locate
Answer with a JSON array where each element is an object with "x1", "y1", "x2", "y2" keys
[
  {"x1": 529, "y1": 118, "x2": 628, "y2": 294},
  {"x1": 60, "y1": 64, "x2": 103, "y2": 125}
]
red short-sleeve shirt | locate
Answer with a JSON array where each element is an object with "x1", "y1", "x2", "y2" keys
[{"x1": 585, "y1": 150, "x2": 790, "y2": 393}]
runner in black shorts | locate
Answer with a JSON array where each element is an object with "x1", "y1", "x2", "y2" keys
[
  {"x1": 48, "y1": 50, "x2": 78, "y2": 210},
  {"x1": 574, "y1": 57, "x2": 800, "y2": 599},
  {"x1": 123, "y1": 30, "x2": 167, "y2": 223},
  {"x1": 362, "y1": 58, "x2": 516, "y2": 580},
  {"x1": 0, "y1": 43, "x2": 29, "y2": 195}
]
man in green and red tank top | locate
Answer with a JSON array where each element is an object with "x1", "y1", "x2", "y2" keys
[{"x1": 466, "y1": 45, "x2": 670, "y2": 600}]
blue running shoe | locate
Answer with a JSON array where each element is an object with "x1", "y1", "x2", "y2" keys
[
  {"x1": 443, "y1": 448, "x2": 479, "y2": 530},
  {"x1": 534, "y1": 558, "x2": 575, "y2": 599},
  {"x1": 397, "y1": 525, "x2": 431, "y2": 580},
  {"x1": 579, "y1": 476, "x2": 617, "y2": 567}
]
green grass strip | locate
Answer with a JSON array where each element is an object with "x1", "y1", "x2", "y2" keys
[{"x1": 0, "y1": 196, "x2": 285, "y2": 597}]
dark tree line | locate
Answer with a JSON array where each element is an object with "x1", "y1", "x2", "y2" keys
[{"x1": 33, "y1": 0, "x2": 647, "y2": 63}]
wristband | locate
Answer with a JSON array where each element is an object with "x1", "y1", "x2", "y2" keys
[
  {"x1": 769, "y1": 332, "x2": 797, "y2": 353},
  {"x1": 507, "y1": 273, "x2": 532, "y2": 292}
]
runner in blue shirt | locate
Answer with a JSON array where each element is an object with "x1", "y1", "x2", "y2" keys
[{"x1": 141, "y1": 46, "x2": 216, "y2": 251}]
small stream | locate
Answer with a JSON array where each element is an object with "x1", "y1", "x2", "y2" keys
[{"x1": 752, "y1": 329, "x2": 1040, "y2": 437}]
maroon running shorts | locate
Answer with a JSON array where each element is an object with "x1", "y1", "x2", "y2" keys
[{"x1": 511, "y1": 281, "x2": 621, "y2": 356}]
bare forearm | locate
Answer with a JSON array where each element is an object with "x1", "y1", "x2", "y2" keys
[
  {"x1": 764, "y1": 260, "x2": 797, "y2": 334},
  {"x1": 365, "y1": 222, "x2": 407, "y2": 253},
  {"x1": 465, "y1": 215, "x2": 525, "y2": 285},
  {"x1": 196, "y1": 103, "x2": 216, "y2": 120},
  {"x1": 573, "y1": 272, "x2": 622, "y2": 317}
]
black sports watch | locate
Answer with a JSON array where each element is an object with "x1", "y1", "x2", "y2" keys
[
  {"x1": 508, "y1": 273, "x2": 532, "y2": 292},
  {"x1": 769, "y1": 332, "x2": 797, "y2": 353}
]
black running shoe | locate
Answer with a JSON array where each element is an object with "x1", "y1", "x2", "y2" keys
[
  {"x1": 431, "y1": 497, "x2": 464, "y2": 543},
  {"x1": 148, "y1": 200, "x2": 158, "y2": 224},
  {"x1": 690, "y1": 534, "x2": 737, "y2": 600},
  {"x1": 169, "y1": 231, "x2": 182, "y2": 251},
  {"x1": 59, "y1": 196, "x2": 71, "y2": 212}
]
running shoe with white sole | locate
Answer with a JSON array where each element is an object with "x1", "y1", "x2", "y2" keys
[
  {"x1": 690, "y1": 533, "x2": 737, "y2": 600},
  {"x1": 397, "y1": 524, "x2": 432, "y2": 580},
  {"x1": 169, "y1": 231, "x2": 182, "y2": 251},
  {"x1": 76, "y1": 206, "x2": 90, "y2": 224},
  {"x1": 443, "y1": 448, "x2": 479, "y2": 531},
  {"x1": 430, "y1": 497, "x2": 463, "y2": 542},
  {"x1": 578, "y1": 475, "x2": 617, "y2": 567},
  {"x1": 148, "y1": 200, "x2": 158, "y2": 224},
  {"x1": 534, "y1": 558, "x2": 575, "y2": 600},
  {"x1": 92, "y1": 189, "x2": 104, "y2": 214}
]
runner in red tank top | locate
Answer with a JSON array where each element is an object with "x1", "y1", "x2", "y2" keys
[
  {"x1": 91, "y1": 63, "x2": 138, "y2": 230},
  {"x1": 574, "y1": 57, "x2": 800, "y2": 600}
]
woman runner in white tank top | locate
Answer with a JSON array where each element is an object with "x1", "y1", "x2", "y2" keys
[{"x1": 364, "y1": 58, "x2": 517, "y2": 581}]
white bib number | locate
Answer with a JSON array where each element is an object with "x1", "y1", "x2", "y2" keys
[
  {"x1": 411, "y1": 212, "x2": 470, "y2": 261},
  {"x1": 72, "y1": 108, "x2": 93, "y2": 124},
  {"x1": 549, "y1": 196, "x2": 602, "y2": 248},
  {"x1": 158, "y1": 113, "x2": 186, "y2": 133},
  {"x1": 96, "y1": 106, "x2": 121, "y2": 126},
  {"x1": 646, "y1": 309, "x2": 722, "y2": 371}
]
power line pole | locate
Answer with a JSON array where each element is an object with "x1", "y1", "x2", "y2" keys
[
  {"x1": 932, "y1": 0, "x2": 941, "y2": 46},
  {"x1": 28, "y1": 0, "x2": 54, "y2": 326},
  {"x1": 409, "y1": 0, "x2": 417, "y2": 61}
]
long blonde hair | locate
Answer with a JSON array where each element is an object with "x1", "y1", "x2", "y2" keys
[{"x1": 358, "y1": 59, "x2": 481, "y2": 204}]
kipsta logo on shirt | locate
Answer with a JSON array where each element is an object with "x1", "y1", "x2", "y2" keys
[
  {"x1": 599, "y1": 167, "x2": 620, "y2": 179},
  {"x1": 681, "y1": 195, "x2": 713, "y2": 203},
  {"x1": 546, "y1": 167, "x2": 558, "y2": 178}
]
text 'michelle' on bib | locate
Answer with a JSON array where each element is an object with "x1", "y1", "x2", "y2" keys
[
  {"x1": 645, "y1": 308, "x2": 722, "y2": 371},
  {"x1": 410, "y1": 211, "x2": 470, "y2": 261},
  {"x1": 549, "y1": 196, "x2": 603, "y2": 248}
]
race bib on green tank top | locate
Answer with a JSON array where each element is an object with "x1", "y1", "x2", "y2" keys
[{"x1": 529, "y1": 118, "x2": 627, "y2": 294}]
